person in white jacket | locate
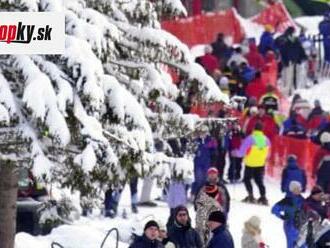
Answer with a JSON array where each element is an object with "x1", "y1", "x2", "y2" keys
[{"x1": 241, "y1": 216, "x2": 267, "y2": 248}]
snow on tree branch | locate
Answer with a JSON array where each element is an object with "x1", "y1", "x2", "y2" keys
[
  {"x1": 13, "y1": 55, "x2": 71, "y2": 146},
  {"x1": 0, "y1": 73, "x2": 18, "y2": 121}
]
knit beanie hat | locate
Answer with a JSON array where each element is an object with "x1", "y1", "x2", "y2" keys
[
  {"x1": 289, "y1": 181, "x2": 302, "y2": 193},
  {"x1": 287, "y1": 154, "x2": 297, "y2": 163},
  {"x1": 320, "y1": 132, "x2": 330, "y2": 144},
  {"x1": 144, "y1": 220, "x2": 159, "y2": 231},
  {"x1": 244, "y1": 216, "x2": 262, "y2": 235},
  {"x1": 156, "y1": 219, "x2": 166, "y2": 231},
  {"x1": 208, "y1": 211, "x2": 226, "y2": 224},
  {"x1": 245, "y1": 216, "x2": 261, "y2": 230},
  {"x1": 174, "y1": 205, "x2": 189, "y2": 217}
]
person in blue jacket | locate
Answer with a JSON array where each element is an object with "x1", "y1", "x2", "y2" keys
[
  {"x1": 281, "y1": 154, "x2": 307, "y2": 193},
  {"x1": 272, "y1": 181, "x2": 306, "y2": 248},
  {"x1": 192, "y1": 129, "x2": 217, "y2": 196},
  {"x1": 259, "y1": 24, "x2": 275, "y2": 56},
  {"x1": 319, "y1": 11, "x2": 330, "y2": 62},
  {"x1": 281, "y1": 111, "x2": 307, "y2": 139},
  {"x1": 207, "y1": 210, "x2": 234, "y2": 248},
  {"x1": 239, "y1": 62, "x2": 256, "y2": 84}
]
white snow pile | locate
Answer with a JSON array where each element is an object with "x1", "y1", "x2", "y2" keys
[{"x1": 296, "y1": 79, "x2": 330, "y2": 112}]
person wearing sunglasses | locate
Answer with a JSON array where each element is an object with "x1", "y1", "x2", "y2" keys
[{"x1": 168, "y1": 205, "x2": 202, "y2": 248}]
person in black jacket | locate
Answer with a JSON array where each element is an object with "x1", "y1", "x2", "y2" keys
[
  {"x1": 304, "y1": 185, "x2": 329, "y2": 220},
  {"x1": 211, "y1": 33, "x2": 232, "y2": 68},
  {"x1": 129, "y1": 221, "x2": 164, "y2": 248},
  {"x1": 167, "y1": 205, "x2": 203, "y2": 248},
  {"x1": 207, "y1": 211, "x2": 234, "y2": 248},
  {"x1": 276, "y1": 26, "x2": 307, "y2": 95}
]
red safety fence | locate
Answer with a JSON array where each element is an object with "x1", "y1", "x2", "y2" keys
[
  {"x1": 251, "y1": 2, "x2": 296, "y2": 33},
  {"x1": 267, "y1": 135, "x2": 320, "y2": 187},
  {"x1": 161, "y1": 8, "x2": 245, "y2": 47},
  {"x1": 162, "y1": 3, "x2": 296, "y2": 48}
]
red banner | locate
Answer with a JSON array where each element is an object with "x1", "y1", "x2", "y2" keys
[
  {"x1": 251, "y1": 2, "x2": 296, "y2": 33},
  {"x1": 161, "y1": 8, "x2": 245, "y2": 47}
]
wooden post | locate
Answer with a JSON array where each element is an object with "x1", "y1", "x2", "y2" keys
[{"x1": 0, "y1": 128, "x2": 29, "y2": 248}]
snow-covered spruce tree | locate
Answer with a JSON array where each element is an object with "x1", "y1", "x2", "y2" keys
[{"x1": 0, "y1": 0, "x2": 230, "y2": 246}]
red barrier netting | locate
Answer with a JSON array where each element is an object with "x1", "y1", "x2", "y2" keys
[
  {"x1": 267, "y1": 135, "x2": 320, "y2": 187},
  {"x1": 161, "y1": 8, "x2": 245, "y2": 47},
  {"x1": 251, "y1": 2, "x2": 296, "y2": 33}
]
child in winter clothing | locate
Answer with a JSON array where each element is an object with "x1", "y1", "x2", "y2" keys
[
  {"x1": 157, "y1": 220, "x2": 176, "y2": 248},
  {"x1": 241, "y1": 216, "x2": 267, "y2": 248}
]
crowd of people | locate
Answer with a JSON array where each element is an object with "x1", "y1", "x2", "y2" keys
[{"x1": 101, "y1": 15, "x2": 330, "y2": 248}]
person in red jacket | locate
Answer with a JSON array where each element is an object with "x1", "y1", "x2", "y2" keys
[
  {"x1": 245, "y1": 105, "x2": 279, "y2": 140},
  {"x1": 199, "y1": 46, "x2": 220, "y2": 75},
  {"x1": 245, "y1": 71, "x2": 267, "y2": 101},
  {"x1": 246, "y1": 42, "x2": 265, "y2": 71},
  {"x1": 192, "y1": 0, "x2": 202, "y2": 16}
]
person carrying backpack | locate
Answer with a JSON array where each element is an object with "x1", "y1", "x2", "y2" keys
[{"x1": 272, "y1": 181, "x2": 307, "y2": 248}]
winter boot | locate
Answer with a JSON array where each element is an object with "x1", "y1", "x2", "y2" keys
[
  {"x1": 131, "y1": 204, "x2": 138, "y2": 214},
  {"x1": 122, "y1": 208, "x2": 127, "y2": 219},
  {"x1": 257, "y1": 196, "x2": 269, "y2": 206},
  {"x1": 105, "y1": 209, "x2": 117, "y2": 218},
  {"x1": 137, "y1": 201, "x2": 157, "y2": 207},
  {"x1": 242, "y1": 195, "x2": 256, "y2": 203}
]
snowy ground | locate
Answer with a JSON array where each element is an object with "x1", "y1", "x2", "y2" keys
[
  {"x1": 15, "y1": 177, "x2": 295, "y2": 248},
  {"x1": 295, "y1": 79, "x2": 330, "y2": 112}
]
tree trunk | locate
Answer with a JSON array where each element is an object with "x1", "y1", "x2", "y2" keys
[{"x1": 0, "y1": 161, "x2": 18, "y2": 248}]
